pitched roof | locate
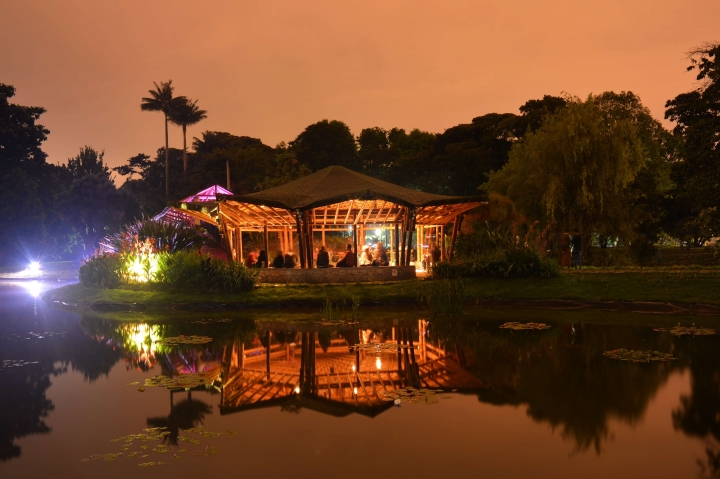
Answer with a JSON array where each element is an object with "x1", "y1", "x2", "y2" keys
[
  {"x1": 182, "y1": 184, "x2": 234, "y2": 203},
  {"x1": 235, "y1": 166, "x2": 483, "y2": 211}
]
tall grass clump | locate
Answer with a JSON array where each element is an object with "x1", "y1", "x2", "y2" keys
[
  {"x1": 100, "y1": 217, "x2": 205, "y2": 254},
  {"x1": 426, "y1": 279, "x2": 466, "y2": 316}
]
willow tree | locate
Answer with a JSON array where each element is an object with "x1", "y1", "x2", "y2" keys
[
  {"x1": 169, "y1": 98, "x2": 207, "y2": 175},
  {"x1": 140, "y1": 81, "x2": 186, "y2": 199},
  {"x1": 484, "y1": 95, "x2": 655, "y2": 247}
]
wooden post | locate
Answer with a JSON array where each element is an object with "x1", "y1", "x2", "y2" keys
[
  {"x1": 352, "y1": 224, "x2": 358, "y2": 267},
  {"x1": 263, "y1": 223, "x2": 269, "y2": 268},
  {"x1": 449, "y1": 214, "x2": 464, "y2": 263},
  {"x1": 440, "y1": 225, "x2": 445, "y2": 261},
  {"x1": 295, "y1": 210, "x2": 306, "y2": 268},
  {"x1": 394, "y1": 220, "x2": 400, "y2": 266},
  {"x1": 238, "y1": 229, "x2": 243, "y2": 262},
  {"x1": 221, "y1": 217, "x2": 234, "y2": 264},
  {"x1": 305, "y1": 211, "x2": 314, "y2": 268}
]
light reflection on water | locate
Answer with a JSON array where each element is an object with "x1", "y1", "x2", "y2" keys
[{"x1": 0, "y1": 280, "x2": 719, "y2": 478}]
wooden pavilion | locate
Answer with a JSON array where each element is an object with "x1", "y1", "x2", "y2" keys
[{"x1": 171, "y1": 166, "x2": 483, "y2": 269}]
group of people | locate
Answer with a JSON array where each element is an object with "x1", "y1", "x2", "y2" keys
[
  {"x1": 244, "y1": 242, "x2": 391, "y2": 269},
  {"x1": 558, "y1": 229, "x2": 583, "y2": 269}
]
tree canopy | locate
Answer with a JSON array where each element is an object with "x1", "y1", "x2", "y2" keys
[{"x1": 484, "y1": 93, "x2": 669, "y2": 243}]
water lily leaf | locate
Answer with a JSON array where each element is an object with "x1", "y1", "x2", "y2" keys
[{"x1": 499, "y1": 322, "x2": 552, "y2": 331}]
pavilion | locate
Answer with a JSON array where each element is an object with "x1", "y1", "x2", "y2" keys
[{"x1": 169, "y1": 166, "x2": 484, "y2": 282}]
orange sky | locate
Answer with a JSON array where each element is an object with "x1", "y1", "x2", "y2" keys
[{"x1": 2, "y1": 0, "x2": 719, "y2": 170}]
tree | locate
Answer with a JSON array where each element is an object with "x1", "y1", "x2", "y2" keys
[
  {"x1": 289, "y1": 119, "x2": 358, "y2": 171},
  {"x1": 140, "y1": 81, "x2": 187, "y2": 200},
  {"x1": 664, "y1": 42, "x2": 720, "y2": 245},
  {"x1": 168, "y1": 98, "x2": 207, "y2": 175},
  {"x1": 66, "y1": 146, "x2": 111, "y2": 178},
  {"x1": 484, "y1": 95, "x2": 654, "y2": 246},
  {"x1": 0, "y1": 84, "x2": 49, "y2": 169},
  {"x1": 358, "y1": 127, "x2": 392, "y2": 178},
  {"x1": 61, "y1": 147, "x2": 131, "y2": 252}
]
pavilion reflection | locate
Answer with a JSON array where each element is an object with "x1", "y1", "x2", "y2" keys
[{"x1": 218, "y1": 319, "x2": 483, "y2": 417}]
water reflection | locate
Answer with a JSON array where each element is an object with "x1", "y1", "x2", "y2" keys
[
  {"x1": 429, "y1": 318, "x2": 681, "y2": 453},
  {"x1": 3, "y1": 279, "x2": 720, "y2": 477}
]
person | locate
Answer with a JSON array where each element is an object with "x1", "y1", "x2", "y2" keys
[
  {"x1": 272, "y1": 251, "x2": 284, "y2": 268},
  {"x1": 284, "y1": 253, "x2": 296, "y2": 268},
  {"x1": 336, "y1": 244, "x2": 357, "y2": 267},
  {"x1": 316, "y1": 245, "x2": 330, "y2": 268},
  {"x1": 256, "y1": 249, "x2": 267, "y2": 268},
  {"x1": 571, "y1": 229, "x2": 583, "y2": 269},
  {"x1": 431, "y1": 243, "x2": 441, "y2": 268},
  {"x1": 359, "y1": 245, "x2": 373, "y2": 266},
  {"x1": 558, "y1": 232, "x2": 571, "y2": 270},
  {"x1": 373, "y1": 242, "x2": 388, "y2": 266},
  {"x1": 244, "y1": 251, "x2": 257, "y2": 268}
]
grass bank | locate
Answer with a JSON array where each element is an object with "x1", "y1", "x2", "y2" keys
[{"x1": 45, "y1": 274, "x2": 720, "y2": 310}]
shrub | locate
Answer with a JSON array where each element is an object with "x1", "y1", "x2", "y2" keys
[
  {"x1": 162, "y1": 251, "x2": 257, "y2": 293},
  {"x1": 432, "y1": 261, "x2": 469, "y2": 280},
  {"x1": 463, "y1": 249, "x2": 559, "y2": 279},
  {"x1": 78, "y1": 253, "x2": 123, "y2": 288}
]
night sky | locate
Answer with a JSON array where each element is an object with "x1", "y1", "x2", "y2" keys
[{"x1": 2, "y1": 0, "x2": 718, "y2": 169}]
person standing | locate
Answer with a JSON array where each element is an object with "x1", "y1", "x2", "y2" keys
[
  {"x1": 558, "y1": 232, "x2": 571, "y2": 270},
  {"x1": 571, "y1": 229, "x2": 583, "y2": 269}
]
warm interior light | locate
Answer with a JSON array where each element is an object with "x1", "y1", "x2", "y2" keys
[
  {"x1": 375, "y1": 357, "x2": 382, "y2": 370},
  {"x1": 294, "y1": 386, "x2": 300, "y2": 394},
  {"x1": 375, "y1": 229, "x2": 381, "y2": 236},
  {"x1": 353, "y1": 387, "x2": 358, "y2": 395},
  {"x1": 351, "y1": 364, "x2": 356, "y2": 372}
]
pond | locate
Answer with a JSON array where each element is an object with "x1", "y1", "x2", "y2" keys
[{"x1": 1, "y1": 280, "x2": 720, "y2": 478}]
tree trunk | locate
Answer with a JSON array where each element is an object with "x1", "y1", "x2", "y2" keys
[
  {"x1": 182, "y1": 123, "x2": 187, "y2": 175},
  {"x1": 164, "y1": 113, "x2": 170, "y2": 200}
]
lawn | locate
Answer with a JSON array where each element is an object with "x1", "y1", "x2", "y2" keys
[{"x1": 45, "y1": 274, "x2": 720, "y2": 310}]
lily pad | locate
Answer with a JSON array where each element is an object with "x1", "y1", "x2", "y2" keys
[
  {"x1": 143, "y1": 372, "x2": 216, "y2": 390},
  {"x1": 603, "y1": 348, "x2": 675, "y2": 363},
  {"x1": 668, "y1": 326, "x2": 717, "y2": 337},
  {"x1": 499, "y1": 322, "x2": 552, "y2": 331},
  {"x1": 155, "y1": 335, "x2": 213, "y2": 346},
  {"x1": 380, "y1": 387, "x2": 452, "y2": 405},
  {"x1": 351, "y1": 342, "x2": 410, "y2": 353}
]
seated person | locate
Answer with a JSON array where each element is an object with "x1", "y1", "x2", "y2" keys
[
  {"x1": 272, "y1": 251, "x2": 284, "y2": 268},
  {"x1": 244, "y1": 251, "x2": 257, "y2": 268},
  {"x1": 359, "y1": 245, "x2": 373, "y2": 266},
  {"x1": 256, "y1": 249, "x2": 268, "y2": 268},
  {"x1": 372, "y1": 242, "x2": 389, "y2": 266},
  {"x1": 284, "y1": 253, "x2": 296, "y2": 268},
  {"x1": 316, "y1": 245, "x2": 330, "y2": 268},
  {"x1": 335, "y1": 244, "x2": 357, "y2": 267}
]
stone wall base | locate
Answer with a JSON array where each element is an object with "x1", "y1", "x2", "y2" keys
[{"x1": 257, "y1": 266, "x2": 416, "y2": 284}]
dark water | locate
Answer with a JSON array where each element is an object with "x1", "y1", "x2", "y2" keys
[{"x1": 1, "y1": 280, "x2": 720, "y2": 479}]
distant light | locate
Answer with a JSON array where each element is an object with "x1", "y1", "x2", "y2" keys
[
  {"x1": 351, "y1": 364, "x2": 356, "y2": 372},
  {"x1": 375, "y1": 229, "x2": 381, "y2": 236},
  {"x1": 375, "y1": 358, "x2": 382, "y2": 370},
  {"x1": 294, "y1": 386, "x2": 300, "y2": 394},
  {"x1": 353, "y1": 387, "x2": 358, "y2": 396},
  {"x1": 27, "y1": 261, "x2": 41, "y2": 274}
]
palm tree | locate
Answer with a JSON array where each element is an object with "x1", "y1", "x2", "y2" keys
[
  {"x1": 140, "y1": 81, "x2": 187, "y2": 200},
  {"x1": 169, "y1": 98, "x2": 207, "y2": 175}
]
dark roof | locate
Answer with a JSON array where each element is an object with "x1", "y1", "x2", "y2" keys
[{"x1": 235, "y1": 166, "x2": 484, "y2": 211}]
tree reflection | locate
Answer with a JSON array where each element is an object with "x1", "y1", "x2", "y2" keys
[
  {"x1": 146, "y1": 392, "x2": 213, "y2": 445},
  {"x1": 671, "y1": 339, "x2": 720, "y2": 477},
  {"x1": 430, "y1": 319, "x2": 678, "y2": 454}
]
